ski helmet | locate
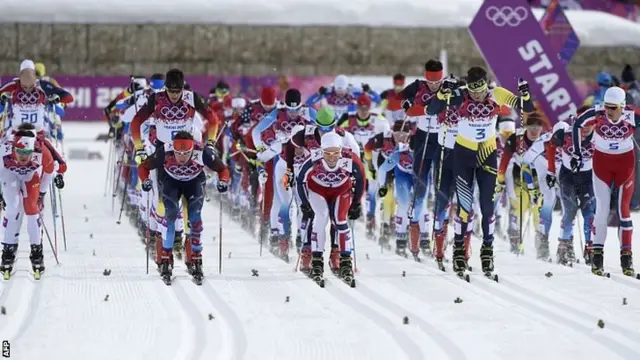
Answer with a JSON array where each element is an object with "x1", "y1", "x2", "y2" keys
[
  {"x1": 285, "y1": 89, "x2": 302, "y2": 109},
  {"x1": 150, "y1": 73, "x2": 165, "y2": 90},
  {"x1": 165, "y1": 69, "x2": 185, "y2": 91},
  {"x1": 316, "y1": 107, "x2": 336, "y2": 130}
]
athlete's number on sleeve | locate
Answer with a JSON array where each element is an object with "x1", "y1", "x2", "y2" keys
[
  {"x1": 20, "y1": 113, "x2": 37, "y2": 124},
  {"x1": 475, "y1": 128, "x2": 486, "y2": 140}
]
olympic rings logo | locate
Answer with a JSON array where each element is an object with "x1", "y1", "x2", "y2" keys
[
  {"x1": 167, "y1": 163, "x2": 201, "y2": 177},
  {"x1": 441, "y1": 108, "x2": 460, "y2": 125},
  {"x1": 160, "y1": 105, "x2": 189, "y2": 120},
  {"x1": 279, "y1": 120, "x2": 298, "y2": 133},
  {"x1": 466, "y1": 103, "x2": 495, "y2": 118},
  {"x1": 599, "y1": 124, "x2": 629, "y2": 139},
  {"x1": 315, "y1": 171, "x2": 348, "y2": 184},
  {"x1": 420, "y1": 92, "x2": 435, "y2": 105},
  {"x1": 485, "y1": 6, "x2": 528, "y2": 27},
  {"x1": 566, "y1": 144, "x2": 594, "y2": 159},
  {"x1": 16, "y1": 91, "x2": 40, "y2": 104}
]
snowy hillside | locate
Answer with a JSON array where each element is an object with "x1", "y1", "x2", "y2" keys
[
  {"x1": 2, "y1": 0, "x2": 640, "y2": 47},
  {"x1": 1, "y1": 123, "x2": 639, "y2": 360}
]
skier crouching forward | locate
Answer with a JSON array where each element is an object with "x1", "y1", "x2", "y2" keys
[
  {"x1": 0, "y1": 129, "x2": 55, "y2": 279},
  {"x1": 297, "y1": 132, "x2": 366, "y2": 287},
  {"x1": 138, "y1": 131, "x2": 230, "y2": 283}
]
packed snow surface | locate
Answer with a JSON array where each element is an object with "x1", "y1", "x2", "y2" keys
[
  {"x1": 1, "y1": 123, "x2": 639, "y2": 360},
  {"x1": 2, "y1": 0, "x2": 640, "y2": 47}
]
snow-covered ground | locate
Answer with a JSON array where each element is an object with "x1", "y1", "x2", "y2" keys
[
  {"x1": 1, "y1": 122, "x2": 640, "y2": 360},
  {"x1": 2, "y1": 0, "x2": 640, "y2": 47}
]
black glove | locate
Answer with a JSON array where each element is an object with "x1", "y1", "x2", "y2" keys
[
  {"x1": 378, "y1": 186, "x2": 387, "y2": 197},
  {"x1": 401, "y1": 99, "x2": 412, "y2": 111},
  {"x1": 217, "y1": 180, "x2": 228, "y2": 193},
  {"x1": 545, "y1": 173, "x2": 556, "y2": 188},
  {"x1": 300, "y1": 202, "x2": 313, "y2": 217},
  {"x1": 141, "y1": 179, "x2": 153, "y2": 192},
  {"x1": 570, "y1": 154, "x2": 582, "y2": 173},
  {"x1": 362, "y1": 83, "x2": 371, "y2": 93},
  {"x1": 369, "y1": 167, "x2": 376, "y2": 181},
  {"x1": 0, "y1": 193, "x2": 5, "y2": 210},
  {"x1": 348, "y1": 202, "x2": 362, "y2": 220},
  {"x1": 0, "y1": 93, "x2": 10, "y2": 105},
  {"x1": 46, "y1": 94, "x2": 61, "y2": 105},
  {"x1": 53, "y1": 174, "x2": 64, "y2": 189},
  {"x1": 441, "y1": 77, "x2": 457, "y2": 93},
  {"x1": 318, "y1": 86, "x2": 328, "y2": 96},
  {"x1": 517, "y1": 78, "x2": 530, "y2": 97}
]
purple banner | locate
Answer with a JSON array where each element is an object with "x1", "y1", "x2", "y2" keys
[
  {"x1": 0, "y1": 75, "x2": 334, "y2": 121},
  {"x1": 540, "y1": 1, "x2": 580, "y2": 66},
  {"x1": 469, "y1": 0, "x2": 581, "y2": 124}
]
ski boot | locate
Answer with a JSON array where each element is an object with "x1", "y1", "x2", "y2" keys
[
  {"x1": 366, "y1": 215, "x2": 376, "y2": 238},
  {"x1": 583, "y1": 241, "x2": 593, "y2": 265},
  {"x1": 300, "y1": 246, "x2": 312, "y2": 275},
  {"x1": 339, "y1": 253, "x2": 356, "y2": 287},
  {"x1": 295, "y1": 232, "x2": 302, "y2": 254},
  {"x1": 0, "y1": 244, "x2": 18, "y2": 279},
  {"x1": 566, "y1": 239, "x2": 577, "y2": 265},
  {"x1": 591, "y1": 247, "x2": 608, "y2": 277},
  {"x1": 556, "y1": 239, "x2": 571, "y2": 266},
  {"x1": 409, "y1": 222, "x2": 421, "y2": 261},
  {"x1": 452, "y1": 242, "x2": 469, "y2": 282},
  {"x1": 535, "y1": 231, "x2": 550, "y2": 261},
  {"x1": 268, "y1": 230, "x2": 280, "y2": 255},
  {"x1": 279, "y1": 237, "x2": 290, "y2": 263},
  {"x1": 310, "y1": 252, "x2": 325, "y2": 287},
  {"x1": 190, "y1": 250, "x2": 204, "y2": 285},
  {"x1": 379, "y1": 223, "x2": 392, "y2": 250},
  {"x1": 620, "y1": 250, "x2": 636, "y2": 277},
  {"x1": 329, "y1": 245, "x2": 340, "y2": 275},
  {"x1": 508, "y1": 228, "x2": 520, "y2": 255},
  {"x1": 158, "y1": 248, "x2": 174, "y2": 285},
  {"x1": 420, "y1": 232, "x2": 432, "y2": 257},
  {"x1": 434, "y1": 229, "x2": 446, "y2": 271},
  {"x1": 463, "y1": 231, "x2": 472, "y2": 271},
  {"x1": 29, "y1": 244, "x2": 45, "y2": 279},
  {"x1": 173, "y1": 231, "x2": 184, "y2": 260},
  {"x1": 480, "y1": 242, "x2": 498, "y2": 281},
  {"x1": 395, "y1": 233, "x2": 409, "y2": 258}
]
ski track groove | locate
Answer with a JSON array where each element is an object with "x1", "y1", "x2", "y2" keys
[
  {"x1": 500, "y1": 278, "x2": 640, "y2": 347},
  {"x1": 172, "y1": 279, "x2": 207, "y2": 360},
  {"x1": 323, "y1": 276, "x2": 425, "y2": 360},
  {"x1": 202, "y1": 279, "x2": 247, "y2": 360},
  {"x1": 471, "y1": 277, "x2": 640, "y2": 359},
  {"x1": 608, "y1": 274, "x2": 640, "y2": 292},
  {"x1": 11, "y1": 276, "x2": 41, "y2": 343},
  {"x1": 353, "y1": 279, "x2": 468, "y2": 360}
]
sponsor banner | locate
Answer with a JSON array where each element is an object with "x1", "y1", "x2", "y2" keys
[
  {"x1": 469, "y1": 0, "x2": 582, "y2": 124},
  {"x1": 0, "y1": 75, "x2": 334, "y2": 121}
]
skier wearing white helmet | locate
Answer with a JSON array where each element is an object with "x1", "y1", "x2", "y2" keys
[
  {"x1": 572, "y1": 86, "x2": 640, "y2": 278},
  {"x1": 305, "y1": 75, "x2": 381, "y2": 121}
]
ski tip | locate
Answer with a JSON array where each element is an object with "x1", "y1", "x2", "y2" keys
[
  {"x1": 465, "y1": 275, "x2": 470, "y2": 282},
  {"x1": 350, "y1": 279, "x2": 356, "y2": 288},
  {"x1": 3, "y1": 271, "x2": 9, "y2": 280}
]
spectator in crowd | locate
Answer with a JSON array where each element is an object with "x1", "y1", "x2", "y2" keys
[{"x1": 583, "y1": 72, "x2": 614, "y2": 106}]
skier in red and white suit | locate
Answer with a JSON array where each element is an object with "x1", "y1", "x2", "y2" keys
[
  {"x1": 572, "y1": 86, "x2": 640, "y2": 276},
  {"x1": 0, "y1": 129, "x2": 56, "y2": 276},
  {"x1": 296, "y1": 132, "x2": 366, "y2": 280}
]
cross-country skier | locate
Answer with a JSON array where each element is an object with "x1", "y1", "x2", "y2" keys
[
  {"x1": 547, "y1": 107, "x2": 595, "y2": 265},
  {"x1": 296, "y1": 132, "x2": 366, "y2": 287},
  {"x1": 427, "y1": 67, "x2": 534, "y2": 278},
  {"x1": 571, "y1": 86, "x2": 640, "y2": 277},
  {"x1": 498, "y1": 113, "x2": 546, "y2": 257},
  {"x1": 400, "y1": 60, "x2": 445, "y2": 255},
  {"x1": 285, "y1": 107, "x2": 359, "y2": 269},
  {"x1": 138, "y1": 131, "x2": 230, "y2": 284},
  {"x1": 251, "y1": 89, "x2": 315, "y2": 257},
  {"x1": 380, "y1": 73, "x2": 407, "y2": 127},
  {"x1": 338, "y1": 93, "x2": 387, "y2": 237},
  {"x1": 0, "y1": 128, "x2": 56, "y2": 279}
]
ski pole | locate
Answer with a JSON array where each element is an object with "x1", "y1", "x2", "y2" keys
[
  {"x1": 112, "y1": 148, "x2": 126, "y2": 213},
  {"x1": 218, "y1": 198, "x2": 223, "y2": 274},
  {"x1": 116, "y1": 168, "x2": 130, "y2": 224},
  {"x1": 518, "y1": 94, "x2": 525, "y2": 255},
  {"x1": 58, "y1": 188, "x2": 68, "y2": 251},
  {"x1": 259, "y1": 178, "x2": 266, "y2": 257},
  {"x1": 104, "y1": 137, "x2": 114, "y2": 197},
  {"x1": 40, "y1": 213, "x2": 60, "y2": 265},
  {"x1": 49, "y1": 184, "x2": 58, "y2": 254},
  {"x1": 350, "y1": 220, "x2": 358, "y2": 273},
  {"x1": 146, "y1": 194, "x2": 150, "y2": 274}
]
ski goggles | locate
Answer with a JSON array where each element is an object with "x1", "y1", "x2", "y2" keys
[
  {"x1": 467, "y1": 80, "x2": 488, "y2": 93},
  {"x1": 166, "y1": 88, "x2": 182, "y2": 95}
]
